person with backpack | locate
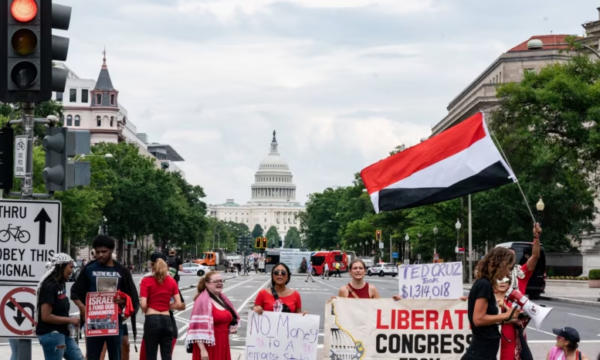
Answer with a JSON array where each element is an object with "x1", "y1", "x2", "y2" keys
[{"x1": 166, "y1": 249, "x2": 183, "y2": 283}]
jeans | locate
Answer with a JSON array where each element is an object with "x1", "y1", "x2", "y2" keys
[
  {"x1": 86, "y1": 320, "x2": 124, "y2": 360},
  {"x1": 9, "y1": 339, "x2": 18, "y2": 360},
  {"x1": 38, "y1": 332, "x2": 84, "y2": 360},
  {"x1": 143, "y1": 314, "x2": 174, "y2": 360}
]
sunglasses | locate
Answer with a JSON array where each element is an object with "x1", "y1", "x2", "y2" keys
[
  {"x1": 496, "y1": 277, "x2": 510, "y2": 284},
  {"x1": 273, "y1": 270, "x2": 288, "y2": 276}
]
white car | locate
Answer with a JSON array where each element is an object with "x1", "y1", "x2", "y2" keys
[
  {"x1": 179, "y1": 263, "x2": 211, "y2": 277},
  {"x1": 367, "y1": 263, "x2": 398, "y2": 277}
]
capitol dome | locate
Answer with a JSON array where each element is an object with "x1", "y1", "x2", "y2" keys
[{"x1": 250, "y1": 131, "x2": 298, "y2": 203}]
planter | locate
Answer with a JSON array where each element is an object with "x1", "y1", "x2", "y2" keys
[{"x1": 588, "y1": 279, "x2": 600, "y2": 288}]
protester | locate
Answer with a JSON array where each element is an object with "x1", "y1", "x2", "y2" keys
[
  {"x1": 187, "y1": 271, "x2": 239, "y2": 360},
  {"x1": 546, "y1": 327, "x2": 590, "y2": 360},
  {"x1": 334, "y1": 262, "x2": 341, "y2": 277},
  {"x1": 495, "y1": 275, "x2": 532, "y2": 360},
  {"x1": 71, "y1": 235, "x2": 140, "y2": 360},
  {"x1": 337, "y1": 259, "x2": 380, "y2": 299},
  {"x1": 166, "y1": 249, "x2": 183, "y2": 283},
  {"x1": 254, "y1": 263, "x2": 306, "y2": 314},
  {"x1": 511, "y1": 223, "x2": 542, "y2": 293},
  {"x1": 36, "y1": 253, "x2": 83, "y2": 360},
  {"x1": 461, "y1": 247, "x2": 520, "y2": 360},
  {"x1": 305, "y1": 261, "x2": 315, "y2": 283},
  {"x1": 140, "y1": 252, "x2": 183, "y2": 360},
  {"x1": 322, "y1": 262, "x2": 330, "y2": 280}
]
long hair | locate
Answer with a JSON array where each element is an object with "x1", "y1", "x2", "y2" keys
[
  {"x1": 194, "y1": 271, "x2": 219, "y2": 300},
  {"x1": 349, "y1": 259, "x2": 366, "y2": 271},
  {"x1": 271, "y1": 263, "x2": 291, "y2": 286},
  {"x1": 476, "y1": 247, "x2": 515, "y2": 284},
  {"x1": 152, "y1": 258, "x2": 168, "y2": 285}
]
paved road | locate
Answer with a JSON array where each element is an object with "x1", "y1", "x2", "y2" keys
[{"x1": 3, "y1": 272, "x2": 600, "y2": 359}]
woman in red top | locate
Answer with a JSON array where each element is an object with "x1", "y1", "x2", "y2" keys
[
  {"x1": 495, "y1": 275, "x2": 531, "y2": 360},
  {"x1": 140, "y1": 252, "x2": 182, "y2": 360},
  {"x1": 254, "y1": 263, "x2": 306, "y2": 314},
  {"x1": 337, "y1": 259, "x2": 380, "y2": 299}
]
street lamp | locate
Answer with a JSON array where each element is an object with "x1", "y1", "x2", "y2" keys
[
  {"x1": 404, "y1": 234, "x2": 410, "y2": 265},
  {"x1": 433, "y1": 226, "x2": 438, "y2": 261},
  {"x1": 455, "y1": 219, "x2": 461, "y2": 261},
  {"x1": 536, "y1": 196, "x2": 545, "y2": 225},
  {"x1": 417, "y1": 233, "x2": 422, "y2": 264}
]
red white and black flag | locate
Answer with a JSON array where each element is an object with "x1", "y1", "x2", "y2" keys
[{"x1": 361, "y1": 112, "x2": 516, "y2": 213}]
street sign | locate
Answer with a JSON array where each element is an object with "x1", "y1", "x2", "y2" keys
[
  {"x1": 13, "y1": 135, "x2": 26, "y2": 178},
  {"x1": 0, "y1": 199, "x2": 61, "y2": 283},
  {"x1": 378, "y1": 242, "x2": 383, "y2": 249},
  {"x1": 0, "y1": 285, "x2": 37, "y2": 338},
  {"x1": 392, "y1": 252, "x2": 398, "y2": 259}
]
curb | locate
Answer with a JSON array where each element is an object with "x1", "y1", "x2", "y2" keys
[{"x1": 539, "y1": 295, "x2": 600, "y2": 308}]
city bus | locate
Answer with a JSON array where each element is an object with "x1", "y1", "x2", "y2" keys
[{"x1": 310, "y1": 250, "x2": 348, "y2": 276}]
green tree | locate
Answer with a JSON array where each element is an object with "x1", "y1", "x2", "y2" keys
[
  {"x1": 252, "y1": 224, "x2": 264, "y2": 238},
  {"x1": 284, "y1": 227, "x2": 301, "y2": 248},
  {"x1": 265, "y1": 226, "x2": 281, "y2": 248}
]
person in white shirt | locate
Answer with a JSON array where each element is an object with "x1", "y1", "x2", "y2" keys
[{"x1": 322, "y1": 263, "x2": 330, "y2": 280}]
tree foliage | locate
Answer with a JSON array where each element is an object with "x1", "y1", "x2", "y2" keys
[
  {"x1": 265, "y1": 226, "x2": 281, "y2": 247},
  {"x1": 284, "y1": 227, "x2": 301, "y2": 248},
  {"x1": 252, "y1": 224, "x2": 264, "y2": 238}
]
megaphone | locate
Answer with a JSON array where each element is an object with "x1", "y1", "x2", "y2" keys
[{"x1": 507, "y1": 289, "x2": 552, "y2": 330}]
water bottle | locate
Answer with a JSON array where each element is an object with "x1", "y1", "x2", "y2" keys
[{"x1": 69, "y1": 315, "x2": 79, "y2": 338}]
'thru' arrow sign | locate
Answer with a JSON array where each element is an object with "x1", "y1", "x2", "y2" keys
[{"x1": 34, "y1": 208, "x2": 52, "y2": 245}]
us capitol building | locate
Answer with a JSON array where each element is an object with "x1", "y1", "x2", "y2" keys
[{"x1": 208, "y1": 131, "x2": 304, "y2": 238}]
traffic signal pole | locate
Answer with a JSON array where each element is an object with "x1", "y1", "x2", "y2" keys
[{"x1": 20, "y1": 102, "x2": 34, "y2": 199}]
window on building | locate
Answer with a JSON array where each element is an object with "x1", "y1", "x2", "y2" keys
[
  {"x1": 56, "y1": 92, "x2": 63, "y2": 102},
  {"x1": 96, "y1": 94, "x2": 102, "y2": 104},
  {"x1": 66, "y1": 115, "x2": 72, "y2": 126},
  {"x1": 110, "y1": 94, "x2": 115, "y2": 105},
  {"x1": 96, "y1": 116, "x2": 101, "y2": 127},
  {"x1": 110, "y1": 116, "x2": 114, "y2": 127},
  {"x1": 82, "y1": 89, "x2": 89, "y2": 103},
  {"x1": 499, "y1": 72, "x2": 502, "y2": 83},
  {"x1": 69, "y1": 89, "x2": 76, "y2": 102},
  {"x1": 74, "y1": 115, "x2": 80, "y2": 127}
]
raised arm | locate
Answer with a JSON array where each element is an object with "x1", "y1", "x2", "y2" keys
[{"x1": 527, "y1": 223, "x2": 541, "y2": 272}]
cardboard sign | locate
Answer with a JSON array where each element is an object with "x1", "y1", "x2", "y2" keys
[
  {"x1": 85, "y1": 292, "x2": 119, "y2": 337},
  {"x1": 245, "y1": 311, "x2": 319, "y2": 360},
  {"x1": 398, "y1": 262, "x2": 463, "y2": 299},
  {"x1": 324, "y1": 298, "x2": 471, "y2": 360}
]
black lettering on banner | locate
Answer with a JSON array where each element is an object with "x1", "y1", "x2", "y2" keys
[
  {"x1": 402, "y1": 334, "x2": 413, "y2": 353},
  {"x1": 427, "y1": 334, "x2": 440, "y2": 354},
  {"x1": 453, "y1": 334, "x2": 465, "y2": 353},
  {"x1": 376, "y1": 334, "x2": 387, "y2": 353},
  {"x1": 440, "y1": 334, "x2": 452, "y2": 354},
  {"x1": 414, "y1": 334, "x2": 426, "y2": 353},
  {"x1": 389, "y1": 334, "x2": 400, "y2": 353}
]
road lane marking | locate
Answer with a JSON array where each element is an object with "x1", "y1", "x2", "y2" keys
[
  {"x1": 235, "y1": 278, "x2": 271, "y2": 313},
  {"x1": 568, "y1": 313, "x2": 600, "y2": 321},
  {"x1": 526, "y1": 327, "x2": 556, "y2": 337}
]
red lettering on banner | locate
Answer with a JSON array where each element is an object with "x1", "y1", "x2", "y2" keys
[
  {"x1": 456, "y1": 309, "x2": 468, "y2": 329},
  {"x1": 391, "y1": 309, "x2": 396, "y2": 329},
  {"x1": 376, "y1": 309, "x2": 389, "y2": 329},
  {"x1": 426, "y1": 310, "x2": 439, "y2": 330},
  {"x1": 397, "y1": 309, "x2": 409, "y2": 329},
  {"x1": 411, "y1": 310, "x2": 424, "y2": 330},
  {"x1": 441, "y1": 310, "x2": 453, "y2": 330}
]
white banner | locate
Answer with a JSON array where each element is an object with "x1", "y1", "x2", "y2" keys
[
  {"x1": 324, "y1": 298, "x2": 471, "y2": 360},
  {"x1": 245, "y1": 311, "x2": 320, "y2": 360},
  {"x1": 398, "y1": 262, "x2": 463, "y2": 299}
]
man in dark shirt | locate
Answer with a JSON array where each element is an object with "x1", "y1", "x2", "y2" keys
[
  {"x1": 71, "y1": 235, "x2": 139, "y2": 360},
  {"x1": 166, "y1": 249, "x2": 183, "y2": 283}
]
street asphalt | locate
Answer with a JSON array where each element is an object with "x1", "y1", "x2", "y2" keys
[{"x1": 2, "y1": 272, "x2": 600, "y2": 359}]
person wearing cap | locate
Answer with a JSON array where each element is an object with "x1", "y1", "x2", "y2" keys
[
  {"x1": 547, "y1": 327, "x2": 590, "y2": 360},
  {"x1": 166, "y1": 249, "x2": 183, "y2": 284}
]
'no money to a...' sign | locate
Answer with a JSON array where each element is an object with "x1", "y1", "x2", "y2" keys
[{"x1": 0, "y1": 200, "x2": 61, "y2": 284}]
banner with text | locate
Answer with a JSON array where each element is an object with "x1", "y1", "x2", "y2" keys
[
  {"x1": 85, "y1": 292, "x2": 119, "y2": 337},
  {"x1": 245, "y1": 311, "x2": 319, "y2": 360},
  {"x1": 324, "y1": 298, "x2": 471, "y2": 360},
  {"x1": 398, "y1": 262, "x2": 463, "y2": 299}
]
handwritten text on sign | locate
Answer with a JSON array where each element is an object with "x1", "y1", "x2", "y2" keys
[
  {"x1": 398, "y1": 262, "x2": 463, "y2": 299},
  {"x1": 245, "y1": 311, "x2": 320, "y2": 360}
]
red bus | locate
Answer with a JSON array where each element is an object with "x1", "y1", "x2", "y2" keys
[{"x1": 310, "y1": 251, "x2": 348, "y2": 275}]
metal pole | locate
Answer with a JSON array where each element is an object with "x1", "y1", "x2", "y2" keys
[
  {"x1": 18, "y1": 102, "x2": 34, "y2": 360},
  {"x1": 468, "y1": 194, "x2": 473, "y2": 283},
  {"x1": 389, "y1": 235, "x2": 392, "y2": 263}
]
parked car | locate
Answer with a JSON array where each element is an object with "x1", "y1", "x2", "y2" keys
[
  {"x1": 367, "y1": 263, "x2": 398, "y2": 277},
  {"x1": 179, "y1": 262, "x2": 211, "y2": 277}
]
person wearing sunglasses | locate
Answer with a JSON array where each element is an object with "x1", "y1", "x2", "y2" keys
[
  {"x1": 494, "y1": 276, "x2": 532, "y2": 360},
  {"x1": 254, "y1": 263, "x2": 306, "y2": 315},
  {"x1": 547, "y1": 327, "x2": 589, "y2": 360},
  {"x1": 187, "y1": 271, "x2": 239, "y2": 360}
]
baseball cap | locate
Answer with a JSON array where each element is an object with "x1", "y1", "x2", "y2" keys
[
  {"x1": 150, "y1": 252, "x2": 167, "y2": 262},
  {"x1": 552, "y1": 327, "x2": 580, "y2": 343}
]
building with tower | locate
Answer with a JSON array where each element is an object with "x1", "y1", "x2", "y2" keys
[{"x1": 208, "y1": 131, "x2": 304, "y2": 240}]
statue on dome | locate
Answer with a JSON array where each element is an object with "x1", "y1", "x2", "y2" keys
[{"x1": 272, "y1": 130, "x2": 277, "y2": 142}]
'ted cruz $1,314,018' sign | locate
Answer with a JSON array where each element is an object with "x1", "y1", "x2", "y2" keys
[{"x1": 324, "y1": 298, "x2": 472, "y2": 360}]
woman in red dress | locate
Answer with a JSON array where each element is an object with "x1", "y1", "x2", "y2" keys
[
  {"x1": 337, "y1": 259, "x2": 380, "y2": 299},
  {"x1": 253, "y1": 263, "x2": 306, "y2": 315},
  {"x1": 186, "y1": 271, "x2": 239, "y2": 360}
]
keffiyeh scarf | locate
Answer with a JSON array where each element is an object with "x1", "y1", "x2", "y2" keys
[
  {"x1": 185, "y1": 290, "x2": 239, "y2": 346},
  {"x1": 35, "y1": 253, "x2": 74, "y2": 323}
]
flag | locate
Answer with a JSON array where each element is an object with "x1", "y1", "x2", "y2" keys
[{"x1": 361, "y1": 112, "x2": 516, "y2": 213}]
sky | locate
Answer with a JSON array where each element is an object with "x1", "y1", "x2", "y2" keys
[{"x1": 56, "y1": 0, "x2": 599, "y2": 206}]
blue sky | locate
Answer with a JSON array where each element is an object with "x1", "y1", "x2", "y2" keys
[{"x1": 57, "y1": 0, "x2": 598, "y2": 205}]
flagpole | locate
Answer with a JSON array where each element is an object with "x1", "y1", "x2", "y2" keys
[{"x1": 468, "y1": 194, "x2": 473, "y2": 283}]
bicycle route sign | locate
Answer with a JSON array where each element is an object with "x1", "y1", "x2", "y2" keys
[
  {"x1": 13, "y1": 135, "x2": 27, "y2": 178},
  {"x1": 0, "y1": 199, "x2": 61, "y2": 284}
]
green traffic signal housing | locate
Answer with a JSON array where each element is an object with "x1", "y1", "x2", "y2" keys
[{"x1": 42, "y1": 127, "x2": 91, "y2": 191}]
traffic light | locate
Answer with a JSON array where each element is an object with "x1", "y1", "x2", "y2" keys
[
  {"x1": 0, "y1": 127, "x2": 14, "y2": 190},
  {"x1": 0, "y1": 0, "x2": 72, "y2": 103},
  {"x1": 255, "y1": 237, "x2": 262, "y2": 249},
  {"x1": 42, "y1": 127, "x2": 90, "y2": 191},
  {"x1": 376, "y1": 229, "x2": 381, "y2": 241},
  {"x1": 262, "y1": 237, "x2": 267, "y2": 249}
]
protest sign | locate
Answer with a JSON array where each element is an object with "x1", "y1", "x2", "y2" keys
[
  {"x1": 324, "y1": 298, "x2": 471, "y2": 360},
  {"x1": 398, "y1": 262, "x2": 463, "y2": 300},
  {"x1": 85, "y1": 292, "x2": 119, "y2": 337},
  {"x1": 245, "y1": 311, "x2": 319, "y2": 360}
]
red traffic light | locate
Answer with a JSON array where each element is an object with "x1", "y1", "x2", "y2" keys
[
  {"x1": 262, "y1": 238, "x2": 268, "y2": 248},
  {"x1": 11, "y1": 0, "x2": 38, "y2": 22}
]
